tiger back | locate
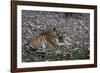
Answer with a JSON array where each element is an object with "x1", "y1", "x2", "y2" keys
[{"x1": 28, "y1": 34, "x2": 47, "y2": 49}]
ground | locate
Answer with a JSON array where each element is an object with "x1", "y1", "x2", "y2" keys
[{"x1": 22, "y1": 10, "x2": 90, "y2": 62}]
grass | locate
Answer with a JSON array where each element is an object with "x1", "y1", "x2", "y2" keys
[{"x1": 22, "y1": 47, "x2": 90, "y2": 62}]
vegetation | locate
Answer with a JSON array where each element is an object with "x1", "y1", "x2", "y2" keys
[
  {"x1": 22, "y1": 10, "x2": 90, "y2": 62},
  {"x1": 22, "y1": 46, "x2": 90, "y2": 62}
]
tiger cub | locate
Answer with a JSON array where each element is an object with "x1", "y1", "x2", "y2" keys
[
  {"x1": 28, "y1": 27, "x2": 72, "y2": 50},
  {"x1": 28, "y1": 30, "x2": 58, "y2": 49}
]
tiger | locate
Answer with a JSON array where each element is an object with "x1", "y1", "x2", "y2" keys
[
  {"x1": 28, "y1": 27, "x2": 72, "y2": 50},
  {"x1": 28, "y1": 28, "x2": 58, "y2": 49}
]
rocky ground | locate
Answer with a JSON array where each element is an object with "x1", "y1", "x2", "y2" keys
[{"x1": 22, "y1": 10, "x2": 90, "y2": 62}]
